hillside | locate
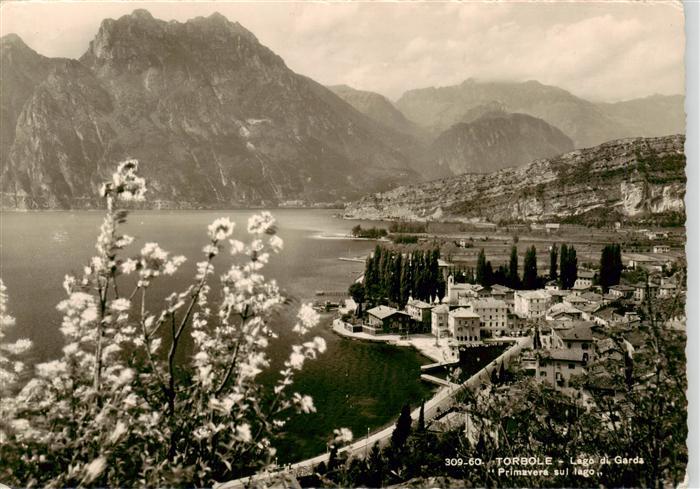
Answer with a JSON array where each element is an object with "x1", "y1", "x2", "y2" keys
[
  {"x1": 597, "y1": 94, "x2": 685, "y2": 138},
  {"x1": 328, "y1": 84, "x2": 425, "y2": 139},
  {"x1": 1, "y1": 10, "x2": 423, "y2": 209},
  {"x1": 396, "y1": 79, "x2": 684, "y2": 148},
  {"x1": 344, "y1": 135, "x2": 686, "y2": 225},
  {"x1": 430, "y1": 111, "x2": 574, "y2": 174}
]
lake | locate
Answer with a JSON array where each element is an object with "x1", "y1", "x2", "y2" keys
[{"x1": 0, "y1": 209, "x2": 434, "y2": 463}]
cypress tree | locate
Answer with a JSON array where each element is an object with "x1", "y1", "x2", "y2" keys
[
  {"x1": 399, "y1": 255, "x2": 411, "y2": 308},
  {"x1": 508, "y1": 245, "x2": 520, "y2": 289},
  {"x1": 418, "y1": 402, "x2": 425, "y2": 431},
  {"x1": 523, "y1": 245, "x2": 538, "y2": 289},
  {"x1": 484, "y1": 261, "x2": 494, "y2": 287},
  {"x1": 390, "y1": 253, "x2": 402, "y2": 305},
  {"x1": 549, "y1": 244, "x2": 558, "y2": 282},
  {"x1": 476, "y1": 249, "x2": 487, "y2": 286},
  {"x1": 391, "y1": 404, "x2": 412, "y2": 449},
  {"x1": 559, "y1": 243, "x2": 568, "y2": 288},
  {"x1": 568, "y1": 246, "x2": 578, "y2": 288}
]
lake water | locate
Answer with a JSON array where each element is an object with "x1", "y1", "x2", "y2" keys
[{"x1": 0, "y1": 209, "x2": 433, "y2": 463}]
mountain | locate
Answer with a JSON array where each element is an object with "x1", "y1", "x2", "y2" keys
[
  {"x1": 328, "y1": 84, "x2": 426, "y2": 139},
  {"x1": 430, "y1": 111, "x2": 574, "y2": 174},
  {"x1": 1, "y1": 10, "x2": 424, "y2": 209},
  {"x1": 597, "y1": 94, "x2": 685, "y2": 139},
  {"x1": 396, "y1": 79, "x2": 685, "y2": 149},
  {"x1": 344, "y1": 135, "x2": 686, "y2": 226},
  {"x1": 0, "y1": 34, "x2": 64, "y2": 165}
]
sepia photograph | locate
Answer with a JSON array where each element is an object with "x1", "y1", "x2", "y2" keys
[{"x1": 0, "y1": 1, "x2": 690, "y2": 487}]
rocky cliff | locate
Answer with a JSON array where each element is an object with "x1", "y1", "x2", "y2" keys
[
  {"x1": 430, "y1": 111, "x2": 574, "y2": 174},
  {"x1": 1, "y1": 10, "x2": 423, "y2": 209},
  {"x1": 344, "y1": 135, "x2": 686, "y2": 225}
]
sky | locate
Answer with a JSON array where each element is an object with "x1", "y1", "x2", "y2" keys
[{"x1": 0, "y1": 1, "x2": 686, "y2": 102}]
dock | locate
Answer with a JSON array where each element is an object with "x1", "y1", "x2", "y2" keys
[
  {"x1": 420, "y1": 361, "x2": 459, "y2": 372},
  {"x1": 420, "y1": 374, "x2": 459, "y2": 388}
]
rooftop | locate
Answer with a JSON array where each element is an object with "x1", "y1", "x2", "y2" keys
[
  {"x1": 541, "y1": 349, "x2": 586, "y2": 362},
  {"x1": 470, "y1": 297, "x2": 508, "y2": 308},
  {"x1": 367, "y1": 305, "x2": 400, "y2": 319},
  {"x1": 431, "y1": 304, "x2": 450, "y2": 314},
  {"x1": 407, "y1": 299, "x2": 432, "y2": 309},
  {"x1": 578, "y1": 269, "x2": 596, "y2": 279},
  {"x1": 556, "y1": 323, "x2": 594, "y2": 341},
  {"x1": 516, "y1": 290, "x2": 550, "y2": 300},
  {"x1": 449, "y1": 307, "x2": 480, "y2": 319}
]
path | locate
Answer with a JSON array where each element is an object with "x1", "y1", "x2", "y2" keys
[{"x1": 216, "y1": 335, "x2": 530, "y2": 489}]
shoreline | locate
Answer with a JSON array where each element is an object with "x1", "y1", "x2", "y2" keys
[{"x1": 330, "y1": 319, "x2": 456, "y2": 364}]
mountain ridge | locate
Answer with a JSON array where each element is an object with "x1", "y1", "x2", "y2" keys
[
  {"x1": 1, "y1": 11, "x2": 424, "y2": 209},
  {"x1": 395, "y1": 78, "x2": 684, "y2": 148},
  {"x1": 344, "y1": 134, "x2": 686, "y2": 225}
]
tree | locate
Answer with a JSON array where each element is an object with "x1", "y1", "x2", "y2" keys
[
  {"x1": 484, "y1": 261, "x2": 494, "y2": 288},
  {"x1": 366, "y1": 443, "x2": 385, "y2": 487},
  {"x1": 600, "y1": 243, "x2": 623, "y2": 292},
  {"x1": 476, "y1": 249, "x2": 487, "y2": 286},
  {"x1": 559, "y1": 243, "x2": 578, "y2": 289},
  {"x1": 549, "y1": 244, "x2": 558, "y2": 282},
  {"x1": 391, "y1": 404, "x2": 413, "y2": 449},
  {"x1": 348, "y1": 282, "x2": 365, "y2": 317},
  {"x1": 522, "y1": 245, "x2": 538, "y2": 290},
  {"x1": 508, "y1": 245, "x2": 520, "y2": 289},
  {"x1": 418, "y1": 402, "x2": 426, "y2": 431},
  {"x1": 0, "y1": 161, "x2": 334, "y2": 487}
]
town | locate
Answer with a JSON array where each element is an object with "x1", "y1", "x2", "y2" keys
[{"x1": 333, "y1": 223, "x2": 686, "y2": 395}]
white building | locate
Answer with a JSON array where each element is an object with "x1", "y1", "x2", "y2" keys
[
  {"x1": 536, "y1": 349, "x2": 587, "y2": 392},
  {"x1": 468, "y1": 297, "x2": 508, "y2": 333},
  {"x1": 406, "y1": 298, "x2": 433, "y2": 325},
  {"x1": 448, "y1": 308, "x2": 481, "y2": 344},
  {"x1": 574, "y1": 269, "x2": 595, "y2": 289},
  {"x1": 653, "y1": 245, "x2": 670, "y2": 253},
  {"x1": 431, "y1": 304, "x2": 450, "y2": 339},
  {"x1": 513, "y1": 290, "x2": 550, "y2": 319},
  {"x1": 446, "y1": 276, "x2": 484, "y2": 305}
]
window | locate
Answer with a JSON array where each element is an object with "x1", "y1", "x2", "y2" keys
[
  {"x1": 582, "y1": 343, "x2": 589, "y2": 350},
  {"x1": 568, "y1": 363, "x2": 575, "y2": 369},
  {"x1": 540, "y1": 371, "x2": 546, "y2": 377}
]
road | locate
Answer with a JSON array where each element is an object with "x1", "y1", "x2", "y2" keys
[{"x1": 216, "y1": 335, "x2": 531, "y2": 489}]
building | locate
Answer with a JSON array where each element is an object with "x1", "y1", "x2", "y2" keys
[
  {"x1": 551, "y1": 322, "x2": 594, "y2": 363},
  {"x1": 633, "y1": 282, "x2": 659, "y2": 303},
  {"x1": 469, "y1": 297, "x2": 508, "y2": 333},
  {"x1": 448, "y1": 308, "x2": 481, "y2": 343},
  {"x1": 658, "y1": 283, "x2": 678, "y2": 298},
  {"x1": 546, "y1": 302, "x2": 584, "y2": 322},
  {"x1": 652, "y1": 245, "x2": 670, "y2": 253},
  {"x1": 430, "y1": 304, "x2": 450, "y2": 339},
  {"x1": 545, "y1": 223, "x2": 560, "y2": 233},
  {"x1": 608, "y1": 284, "x2": 635, "y2": 299},
  {"x1": 536, "y1": 349, "x2": 587, "y2": 392},
  {"x1": 513, "y1": 290, "x2": 550, "y2": 319},
  {"x1": 490, "y1": 284, "x2": 514, "y2": 301},
  {"x1": 365, "y1": 306, "x2": 411, "y2": 334},
  {"x1": 405, "y1": 298, "x2": 433, "y2": 325},
  {"x1": 446, "y1": 276, "x2": 484, "y2": 305},
  {"x1": 574, "y1": 269, "x2": 595, "y2": 289}
]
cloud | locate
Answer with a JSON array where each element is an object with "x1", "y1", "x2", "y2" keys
[{"x1": 0, "y1": 1, "x2": 685, "y2": 102}]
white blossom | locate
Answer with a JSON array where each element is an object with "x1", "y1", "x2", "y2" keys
[{"x1": 207, "y1": 217, "x2": 235, "y2": 241}]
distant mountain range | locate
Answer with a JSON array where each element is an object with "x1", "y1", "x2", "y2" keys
[
  {"x1": 344, "y1": 135, "x2": 686, "y2": 226},
  {"x1": 0, "y1": 10, "x2": 686, "y2": 209},
  {"x1": 395, "y1": 78, "x2": 685, "y2": 149}
]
